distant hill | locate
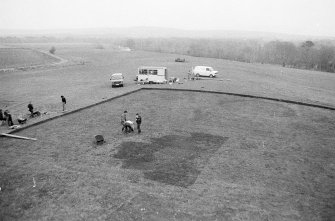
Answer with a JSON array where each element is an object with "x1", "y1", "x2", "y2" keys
[{"x1": 1, "y1": 27, "x2": 335, "y2": 42}]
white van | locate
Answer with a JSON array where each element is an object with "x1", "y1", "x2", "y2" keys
[{"x1": 192, "y1": 66, "x2": 218, "y2": 77}]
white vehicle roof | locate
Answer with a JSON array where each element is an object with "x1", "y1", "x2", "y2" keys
[
  {"x1": 194, "y1": 66, "x2": 213, "y2": 68},
  {"x1": 111, "y1": 73, "x2": 123, "y2": 76},
  {"x1": 138, "y1": 66, "x2": 167, "y2": 69}
]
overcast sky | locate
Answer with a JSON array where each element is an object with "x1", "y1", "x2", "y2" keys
[{"x1": 0, "y1": 0, "x2": 334, "y2": 37}]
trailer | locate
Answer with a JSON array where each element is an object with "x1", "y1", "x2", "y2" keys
[{"x1": 136, "y1": 66, "x2": 168, "y2": 84}]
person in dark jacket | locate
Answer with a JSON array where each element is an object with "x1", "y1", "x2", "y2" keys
[
  {"x1": 0, "y1": 109, "x2": 4, "y2": 120},
  {"x1": 61, "y1": 95, "x2": 66, "y2": 111},
  {"x1": 135, "y1": 113, "x2": 142, "y2": 133},
  {"x1": 28, "y1": 102, "x2": 34, "y2": 116}
]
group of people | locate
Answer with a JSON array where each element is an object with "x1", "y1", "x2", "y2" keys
[
  {"x1": 0, "y1": 95, "x2": 67, "y2": 129},
  {"x1": 120, "y1": 110, "x2": 142, "y2": 133},
  {"x1": 0, "y1": 102, "x2": 37, "y2": 128},
  {"x1": 1, "y1": 95, "x2": 144, "y2": 136}
]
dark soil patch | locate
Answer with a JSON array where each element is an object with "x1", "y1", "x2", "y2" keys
[{"x1": 114, "y1": 132, "x2": 228, "y2": 187}]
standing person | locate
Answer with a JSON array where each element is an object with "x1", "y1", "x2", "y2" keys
[
  {"x1": 0, "y1": 109, "x2": 5, "y2": 125},
  {"x1": 61, "y1": 95, "x2": 66, "y2": 112},
  {"x1": 121, "y1": 110, "x2": 127, "y2": 132},
  {"x1": 27, "y1": 102, "x2": 34, "y2": 116},
  {"x1": 135, "y1": 113, "x2": 142, "y2": 133},
  {"x1": 191, "y1": 71, "x2": 195, "y2": 80}
]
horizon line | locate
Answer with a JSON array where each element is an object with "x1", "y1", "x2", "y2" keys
[{"x1": 0, "y1": 26, "x2": 334, "y2": 39}]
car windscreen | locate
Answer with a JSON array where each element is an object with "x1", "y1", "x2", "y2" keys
[{"x1": 111, "y1": 75, "x2": 123, "y2": 80}]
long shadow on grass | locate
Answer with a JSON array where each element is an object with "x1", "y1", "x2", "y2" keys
[{"x1": 114, "y1": 133, "x2": 228, "y2": 187}]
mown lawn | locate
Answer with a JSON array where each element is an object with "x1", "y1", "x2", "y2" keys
[{"x1": 1, "y1": 90, "x2": 334, "y2": 220}]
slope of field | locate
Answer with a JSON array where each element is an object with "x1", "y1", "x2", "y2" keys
[
  {"x1": 0, "y1": 90, "x2": 334, "y2": 220},
  {"x1": 0, "y1": 43, "x2": 334, "y2": 133},
  {"x1": 0, "y1": 48, "x2": 60, "y2": 69}
]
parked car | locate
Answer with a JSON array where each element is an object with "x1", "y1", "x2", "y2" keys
[
  {"x1": 192, "y1": 66, "x2": 218, "y2": 77},
  {"x1": 110, "y1": 73, "x2": 124, "y2": 87},
  {"x1": 175, "y1": 58, "x2": 185, "y2": 62}
]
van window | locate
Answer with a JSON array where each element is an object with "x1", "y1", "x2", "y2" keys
[
  {"x1": 149, "y1": 70, "x2": 158, "y2": 75},
  {"x1": 139, "y1": 69, "x2": 148, "y2": 75},
  {"x1": 206, "y1": 68, "x2": 210, "y2": 71}
]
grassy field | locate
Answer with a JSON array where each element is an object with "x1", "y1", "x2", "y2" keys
[
  {"x1": 1, "y1": 90, "x2": 334, "y2": 220},
  {"x1": 0, "y1": 47, "x2": 60, "y2": 69},
  {"x1": 0, "y1": 43, "x2": 335, "y2": 220},
  {"x1": 0, "y1": 43, "x2": 334, "y2": 114},
  {"x1": 1, "y1": 43, "x2": 335, "y2": 134}
]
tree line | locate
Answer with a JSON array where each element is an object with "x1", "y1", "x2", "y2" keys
[{"x1": 123, "y1": 38, "x2": 335, "y2": 73}]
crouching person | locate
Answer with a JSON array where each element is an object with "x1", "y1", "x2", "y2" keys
[
  {"x1": 3, "y1": 110, "x2": 14, "y2": 127},
  {"x1": 124, "y1": 120, "x2": 134, "y2": 133},
  {"x1": 17, "y1": 115, "x2": 27, "y2": 124}
]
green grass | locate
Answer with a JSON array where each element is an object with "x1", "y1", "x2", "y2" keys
[{"x1": 1, "y1": 90, "x2": 334, "y2": 220}]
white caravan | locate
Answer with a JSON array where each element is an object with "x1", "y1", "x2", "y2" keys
[
  {"x1": 192, "y1": 66, "x2": 218, "y2": 77},
  {"x1": 136, "y1": 66, "x2": 168, "y2": 84}
]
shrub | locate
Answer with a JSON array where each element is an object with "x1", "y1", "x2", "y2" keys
[{"x1": 49, "y1": 46, "x2": 56, "y2": 54}]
